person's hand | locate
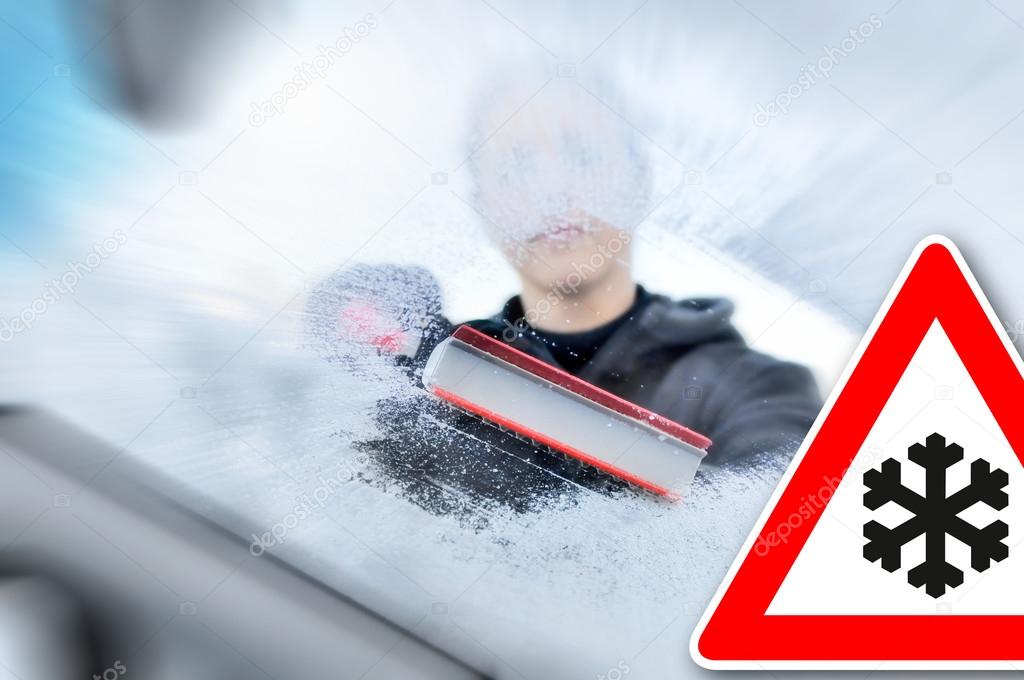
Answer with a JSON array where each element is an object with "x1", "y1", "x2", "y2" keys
[{"x1": 304, "y1": 264, "x2": 450, "y2": 370}]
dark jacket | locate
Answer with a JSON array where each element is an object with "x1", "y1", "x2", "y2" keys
[{"x1": 424, "y1": 291, "x2": 822, "y2": 467}]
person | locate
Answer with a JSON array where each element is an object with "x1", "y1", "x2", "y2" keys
[
  {"x1": 308, "y1": 71, "x2": 822, "y2": 518},
  {"x1": 449, "y1": 72, "x2": 821, "y2": 466},
  {"x1": 445, "y1": 229, "x2": 821, "y2": 468}
]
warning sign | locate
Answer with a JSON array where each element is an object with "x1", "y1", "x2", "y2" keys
[{"x1": 692, "y1": 236, "x2": 1024, "y2": 670}]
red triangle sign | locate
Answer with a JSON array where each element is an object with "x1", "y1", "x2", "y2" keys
[{"x1": 691, "y1": 236, "x2": 1024, "y2": 670}]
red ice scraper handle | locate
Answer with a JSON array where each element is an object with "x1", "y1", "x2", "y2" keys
[{"x1": 451, "y1": 325, "x2": 712, "y2": 450}]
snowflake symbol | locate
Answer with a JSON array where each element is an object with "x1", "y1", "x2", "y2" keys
[{"x1": 862, "y1": 432, "x2": 1009, "y2": 598}]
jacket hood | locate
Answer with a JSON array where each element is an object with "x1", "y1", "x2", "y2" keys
[{"x1": 632, "y1": 293, "x2": 740, "y2": 351}]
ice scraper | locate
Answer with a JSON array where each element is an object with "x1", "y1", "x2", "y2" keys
[{"x1": 422, "y1": 325, "x2": 709, "y2": 500}]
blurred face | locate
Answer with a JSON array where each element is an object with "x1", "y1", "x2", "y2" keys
[
  {"x1": 496, "y1": 210, "x2": 632, "y2": 294},
  {"x1": 470, "y1": 81, "x2": 648, "y2": 294}
]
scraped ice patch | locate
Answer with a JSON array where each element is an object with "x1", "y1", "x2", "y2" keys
[{"x1": 353, "y1": 391, "x2": 644, "y2": 524}]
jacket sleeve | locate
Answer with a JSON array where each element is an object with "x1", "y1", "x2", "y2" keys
[{"x1": 701, "y1": 350, "x2": 822, "y2": 466}]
